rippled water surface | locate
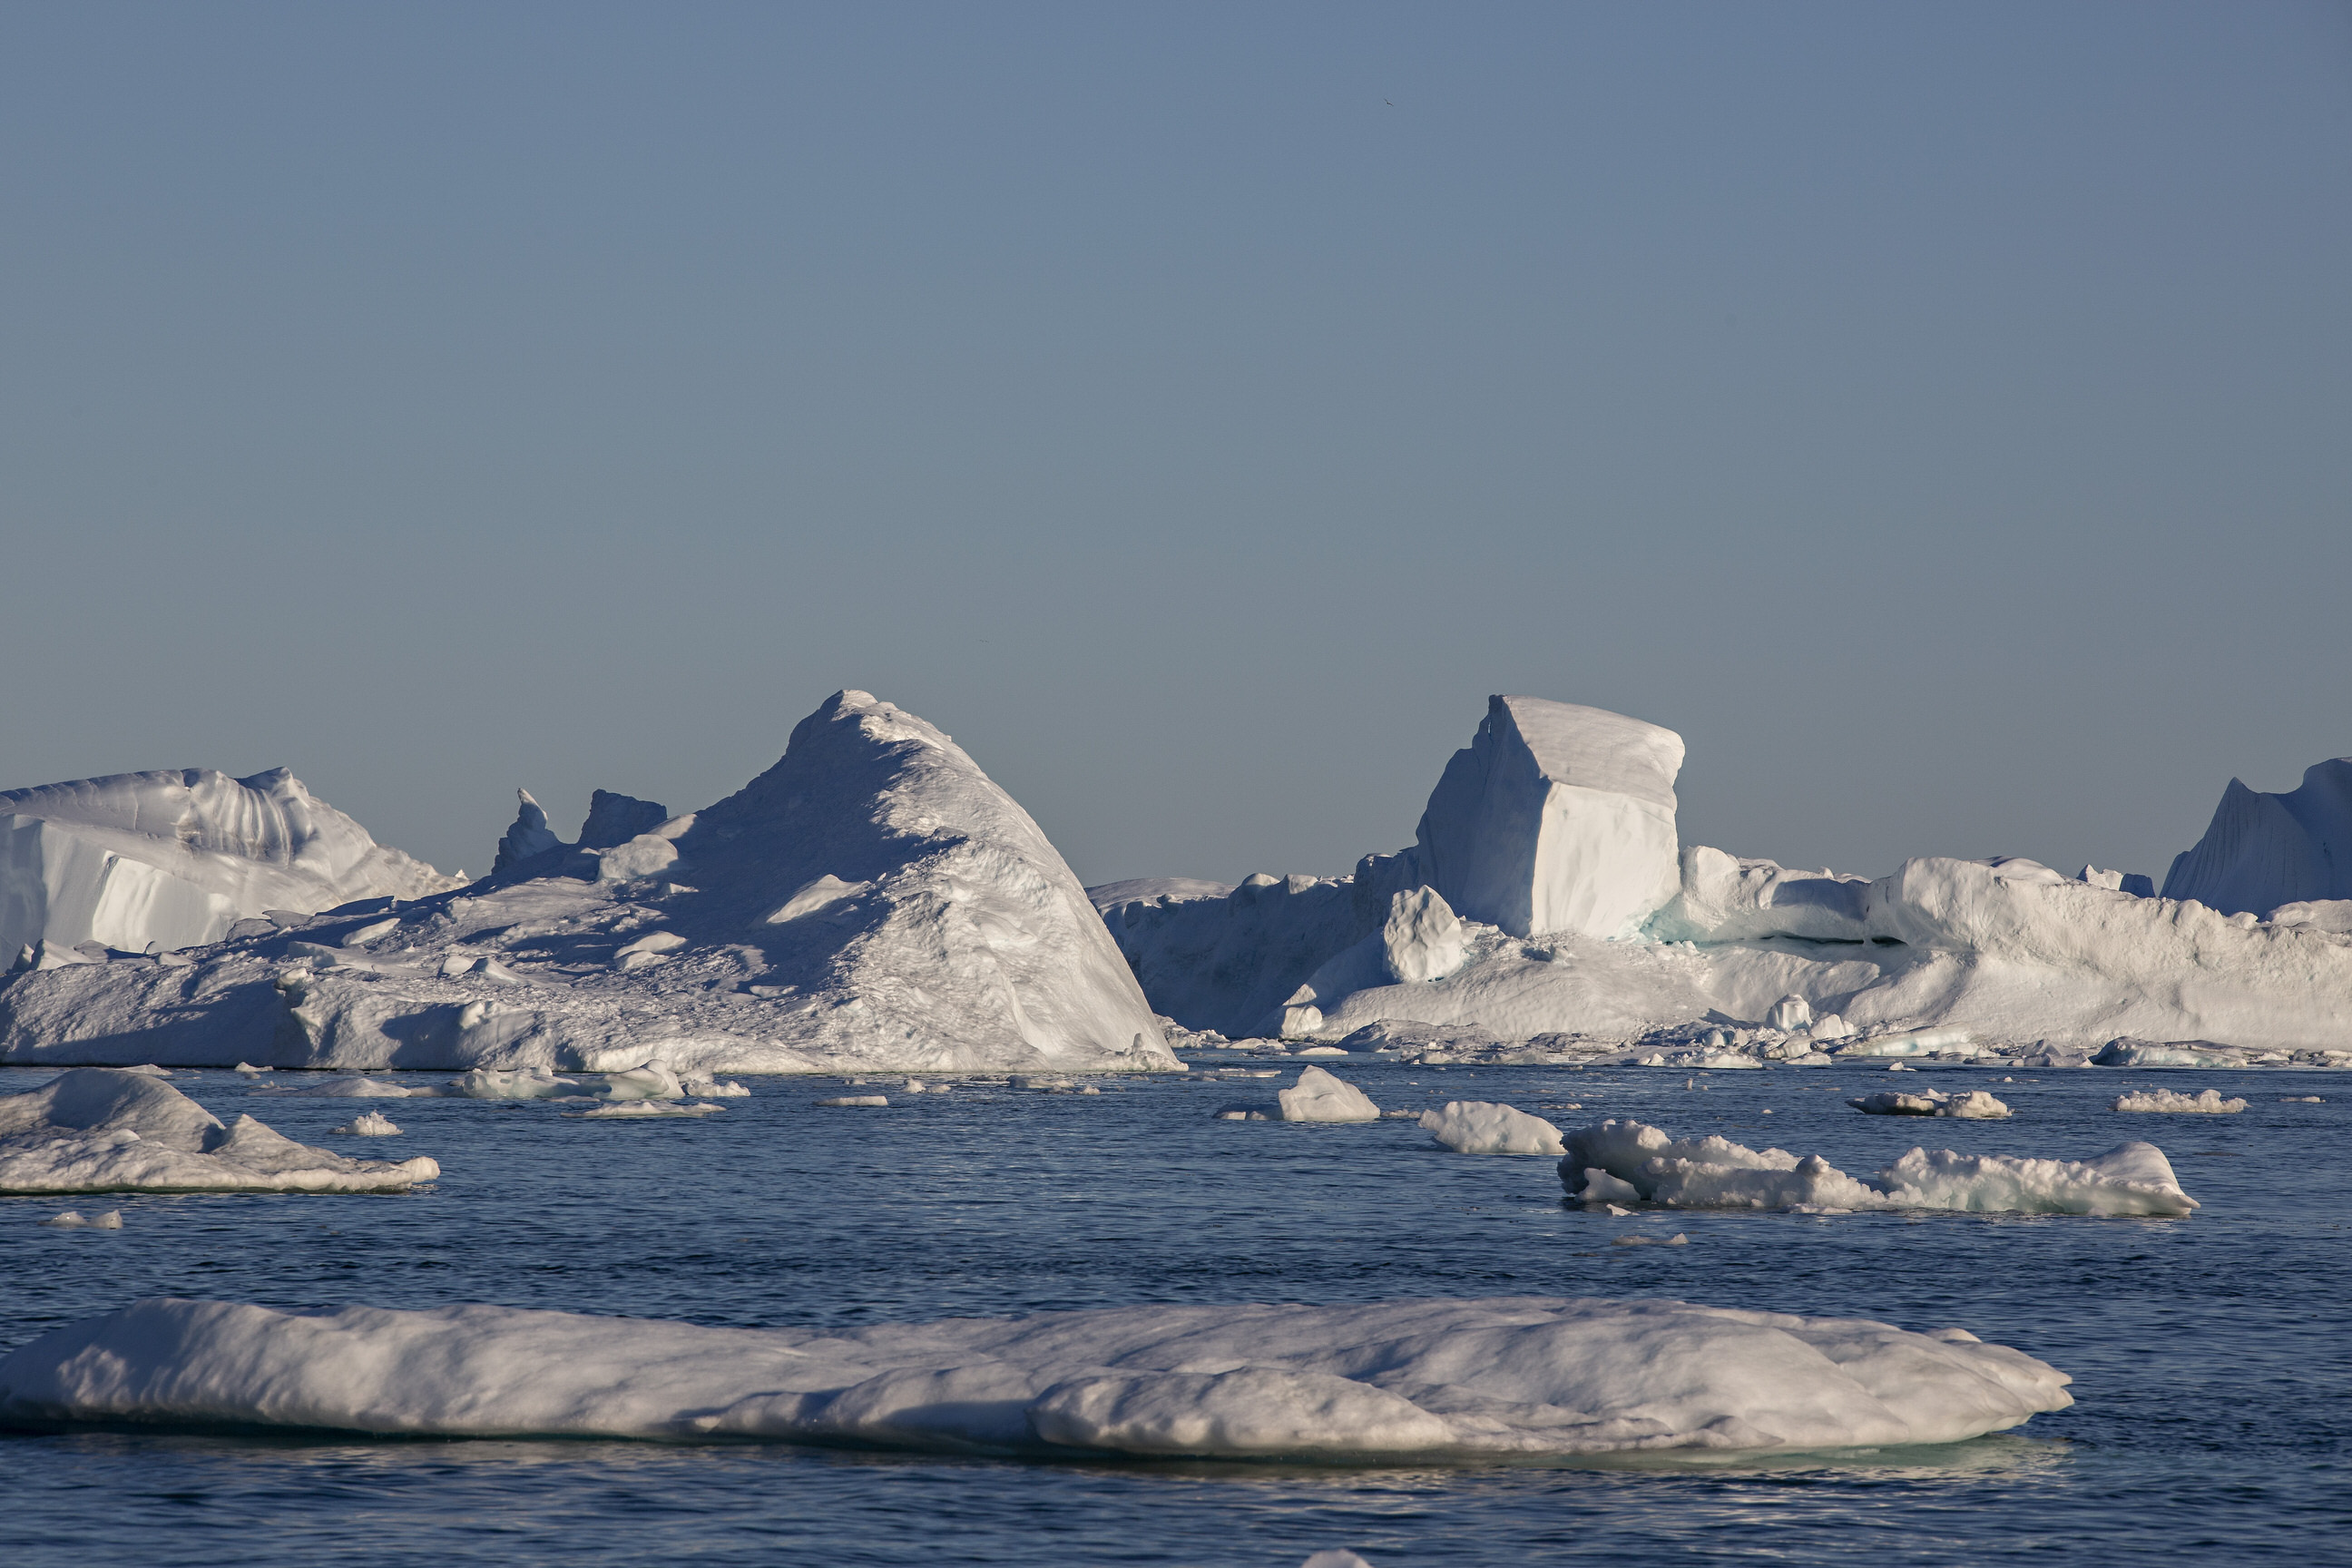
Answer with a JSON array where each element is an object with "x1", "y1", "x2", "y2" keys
[{"x1": 3, "y1": 1060, "x2": 2346, "y2": 1564}]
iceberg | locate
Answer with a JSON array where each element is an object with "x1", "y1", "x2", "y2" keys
[
  {"x1": 1276, "y1": 1066, "x2": 1379, "y2": 1123},
  {"x1": 0, "y1": 692, "x2": 1179, "y2": 1079},
  {"x1": 1847, "y1": 1089, "x2": 2011, "y2": 1119},
  {"x1": 1418, "y1": 1100, "x2": 1565, "y2": 1154},
  {"x1": 1, "y1": 767, "x2": 463, "y2": 963},
  {"x1": 2111, "y1": 1088, "x2": 2247, "y2": 1114},
  {"x1": 0, "y1": 1294, "x2": 2073, "y2": 1456},
  {"x1": 1560, "y1": 1118, "x2": 2197, "y2": 1216},
  {"x1": 0, "y1": 1069, "x2": 437, "y2": 1193},
  {"x1": 330, "y1": 1111, "x2": 402, "y2": 1136},
  {"x1": 2162, "y1": 759, "x2": 2352, "y2": 916}
]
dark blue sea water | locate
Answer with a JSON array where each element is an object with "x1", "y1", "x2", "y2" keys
[{"x1": 2, "y1": 1059, "x2": 2346, "y2": 1566}]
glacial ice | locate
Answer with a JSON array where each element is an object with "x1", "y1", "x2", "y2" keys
[
  {"x1": 0, "y1": 692, "x2": 1179, "y2": 1079},
  {"x1": 1, "y1": 767, "x2": 463, "y2": 963},
  {"x1": 2111, "y1": 1088, "x2": 2247, "y2": 1114},
  {"x1": 1560, "y1": 1119, "x2": 2197, "y2": 1216},
  {"x1": 1418, "y1": 1100, "x2": 1565, "y2": 1155},
  {"x1": 0, "y1": 1295, "x2": 2073, "y2": 1456},
  {"x1": 40, "y1": 1209, "x2": 122, "y2": 1229},
  {"x1": 1847, "y1": 1090, "x2": 2011, "y2": 1119},
  {"x1": 1276, "y1": 1066, "x2": 1379, "y2": 1123},
  {"x1": 331, "y1": 1111, "x2": 402, "y2": 1136},
  {"x1": 2163, "y1": 759, "x2": 2352, "y2": 916},
  {"x1": 0, "y1": 1069, "x2": 438, "y2": 1192}
]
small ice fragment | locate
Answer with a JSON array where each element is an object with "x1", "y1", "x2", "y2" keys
[
  {"x1": 1611, "y1": 1232, "x2": 1690, "y2": 1248},
  {"x1": 41, "y1": 1211, "x2": 87, "y2": 1227},
  {"x1": 2111, "y1": 1088, "x2": 2247, "y2": 1114},
  {"x1": 331, "y1": 1112, "x2": 402, "y2": 1136},
  {"x1": 2280, "y1": 1095, "x2": 2325, "y2": 1103},
  {"x1": 1303, "y1": 1553, "x2": 1377, "y2": 1568},
  {"x1": 87, "y1": 1210, "x2": 123, "y2": 1229},
  {"x1": 573, "y1": 1101, "x2": 725, "y2": 1119},
  {"x1": 233, "y1": 1063, "x2": 270, "y2": 1075},
  {"x1": 816, "y1": 1095, "x2": 888, "y2": 1108}
]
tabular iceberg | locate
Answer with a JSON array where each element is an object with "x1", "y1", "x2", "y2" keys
[
  {"x1": 0, "y1": 692, "x2": 1177, "y2": 1078},
  {"x1": 0, "y1": 1294, "x2": 2072, "y2": 1456},
  {"x1": 0, "y1": 1069, "x2": 437, "y2": 1193},
  {"x1": 1, "y1": 768, "x2": 463, "y2": 965}
]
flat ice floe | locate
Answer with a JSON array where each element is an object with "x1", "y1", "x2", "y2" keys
[
  {"x1": 0, "y1": 691, "x2": 1178, "y2": 1080},
  {"x1": 1561, "y1": 1118, "x2": 2196, "y2": 1216},
  {"x1": 0, "y1": 1295, "x2": 2072, "y2": 1457},
  {"x1": 2112, "y1": 1088, "x2": 2248, "y2": 1114},
  {"x1": 1847, "y1": 1089, "x2": 2011, "y2": 1119},
  {"x1": 0, "y1": 1069, "x2": 437, "y2": 1193}
]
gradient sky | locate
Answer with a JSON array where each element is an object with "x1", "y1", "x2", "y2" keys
[{"x1": 4, "y1": 2, "x2": 2347, "y2": 889}]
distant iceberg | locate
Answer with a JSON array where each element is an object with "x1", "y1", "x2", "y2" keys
[
  {"x1": 0, "y1": 1294, "x2": 2073, "y2": 1456},
  {"x1": 0, "y1": 692, "x2": 1177, "y2": 1078}
]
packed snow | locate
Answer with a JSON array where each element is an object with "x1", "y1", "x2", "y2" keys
[
  {"x1": 1, "y1": 767, "x2": 462, "y2": 964},
  {"x1": 1561, "y1": 1118, "x2": 2197, "y2": 1216},
  {"x1": 0, "y1": 692, "x2": 1179, "y2": 1079},
  {"x1": 1847, "y1": 1089, "x2": 2011, "y2": 1119},
  {"x1": 0, "y1": 1069, "x2": 438, "y2": 1193},
  {"x1": 0, "y1": 1295, "x2": 2073, "y2": 1456},
  {"x1": 1418, "y1": 1101, "x2": 1564, "y2": 1155},
  {"x1": 2112, "y1": 1088, "x2": 2248, "y2": 1114}
]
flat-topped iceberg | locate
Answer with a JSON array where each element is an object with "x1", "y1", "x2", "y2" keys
[
  {"x1": 1561, "y1": 1118, "x2": 2196, "y2": 1216},
  {"x1": 0, "y1": 692, "x2": 1178, "y2": 1079},
  {"x1": 0, "y1": 1294, "x2": 2072, "y2": 1456},
  {"x1": 2, "y1": 767, "x2": 463, "y2": 965},
  {"x1": 0, "y1": 1069, "x2": 437, "y2": 1193}
]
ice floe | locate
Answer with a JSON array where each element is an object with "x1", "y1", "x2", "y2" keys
[
  {"x1": 0, "y1": 1069, "x2": 437, "y2": 1193},
  {"x1": 570, "y1": 1101, "x2": 724, "y2": 1119},
  {"x1": 816, "y1": 1095, "x2": 887, "y2": 1108},
  {"x1": 2111, "y1": 1088, "x2": 2248, "y2": 1114},
  {"x1": 1418, "y1": 1101, "x2": 1564, "y2": 1155},
  {"x1": 1, "y1": 691, "x2": 1178, "y2": 1080},
  {"x1": 1276, "y1": 1066, "x2": 1379, "y2": 1123},
  {"x1": 1560, "y1": 1118, "x2": 2197, "y2": 1216},
  {"x1": 0, "y1": 1295, "x2": 2073, "y2": 1456},
  {"x1": 331, "y1": 1111, "x2": 402, "y2": 1136},
  {"x1": 1847, "y1": 1090, "x2": 2011, "y2": 1119}
]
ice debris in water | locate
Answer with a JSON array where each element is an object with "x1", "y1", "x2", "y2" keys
[
  {"x1": 0, "y1": 1295, "x2": 2075, "y2": 1456},
  {"x1": 1560, "y1": 1117, "x2": 2198, "y2": 1216},
  {"x1": 0, "y1": 1071, "x2": 436, "y2": 1193},
  {"x1": 1847, "y1": 1089, "x2": 2011, "y2": 1119},
  {"x1": 263, "y1": 1075, "x2": 418, "y2": 1098},
  {"x1": 1418, "y1": 1101, "x2": 1565, "y2": 1155},
  {"x1": 330, "y1": 1112, "x2": 401, "y2": 1136},
  {"x1": 816, "y1": 1095, "x2": 888, "y2": 1108},
  {"x1": 1610, "y1": 1232, "x2": 1689, "y2": 1248},
  {"x1": 40, "y1": 1210, "x2": 123, "y2": 1229},
  {"x1": 569, "y1": 1101, "x2": 725, "y2": 1119},
  {"x1": 441, "y1": 1067, "x2": 579, "y2": 1101},
  {"x1": 2280, "y1": 1095, "x2": 2325, "y2": 1103},
  {"x1": 1302, "y1": 1553, "x2": 1377, "y2": 1568},
  {"x1": 2112, "y1": 1088, "x2": 2248, "y2": 1114},
  {"x1": 1277, "y1": 1066, "x2": 1379, "y2": 1123}
]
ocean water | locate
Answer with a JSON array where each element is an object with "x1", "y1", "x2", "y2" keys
[{"x1": 2, "y1": 1059, "x2": 2346, "y2": 1565}]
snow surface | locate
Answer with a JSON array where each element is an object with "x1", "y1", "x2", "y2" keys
[
  {"x1": 1847, "y1": 1090, "x2": 2011, "y2": 1119},
  {"x1": 0, "y1": 692, "x2": 1178, "y2": 1078},
  {"x1": 2112, "y1": 1088, "x2": 2248, "y2": 1114},
  {"x1": 1, "y1": 768, "x2": 462, "y2": 963},
  {"x1": 0, "y1": 1069, "x2": 437, "y2": 1192},
  {"x1": 2163, "y1": 759, "x2": 2352, "y2": 916},
  {"x1": 1561, "y1": 1119, "x2": 2197, "y2": 1216},
  {"x1": 0, "y1": 1295, "x2": 2072, "y2": 1456},
  {"x1": 1418, "y1": 1101, "x2": 1563, "y2": 1155}
]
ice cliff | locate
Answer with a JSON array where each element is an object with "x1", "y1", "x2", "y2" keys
[
  {"x1": 0, "y1": 692, "x2": 1176, "y2": 1077},
  {"x1": 1, "y1": 768, "x2": 463, "y2": 965}
]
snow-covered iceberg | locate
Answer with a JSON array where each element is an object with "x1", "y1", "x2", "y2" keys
[
  {"x1": 1, "y1": 767, "x2": 463, "y2": 965},
  {"x1": 0, "y1": 1069, "x2": 437, "y2": 1192},
  {"x1": 1560, "y1": 1118, "x2": 2196, "y2": 1216},
  {"x1": 0, "y1": 1294, "x2": 2072, "y2": 1456},
  {"x1": 0, "y1": 693, "x2": 1177, "y2": 1078}
]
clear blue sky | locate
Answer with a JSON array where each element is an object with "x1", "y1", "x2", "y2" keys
[{"x1": 4, "y1": 2, "x2": 2347, "y2": 887}]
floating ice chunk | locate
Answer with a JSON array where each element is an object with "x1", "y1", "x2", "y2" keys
[
  {"x1": 2112, "y1": 1088, "x2": 2248, "y2": 1114},
  {"x1": 232, "y1": 1063, "x2": 270, "y2": 1074},
  {"x1": 598, "y1": 1063, "x2": 684, "y2": 1102},
  {"x1": 571, "y1": 1101, "x2": 724, "y2": 1119},
  {"x1": 1302, "y1": 1553, "x2": 1377, "y2": 1568},
  {"x1": 1214, "y1": 1109, "x2": 1269, "y2": 1121},
  {"x1": 0, "y1": 1295, "x2": 2073, "y2": 1455},
  {"x1": 440, "y1": 1067, "x2": 579, "y2": 1101},
  {"x1": 1277, "y1": 1066, "x2": 1379, "y2": 1123},
  {"x1": 682, "y1": 1076, "x2": 750, "y2": 1098},
  {"x1": 1418, "y1": 1101, "x2": 1564, "y2": 1155},
  {"x1": 1611, "y1": 1232, "x2": 1688, "y2": 1248},
  {"x1": 0, "y1": 1069, "x2": 437, "y2": 1193},
  {"x1": 816, "y1": 1095, "x2": 888, "y2": 1108},
  {"x1": 1847, "y1": 1090, "x2": 2012, "y2": 1119},
  {"x1": 332, "y1": 1112, "x2": 401, "y2": 1136},
  {"x1": 262, "y1": 1076, "x2": 416, "y2": 1098},
  {"x1": 2281, "y1": 1095, "x2": 2325, "y2": 1102},
  {"x1": 1561, "y1": 1118, "x2": 2196, "y2": 1216},
  {"x1": 41, "y1": 1210, "x2": 122, "y2": 1228}
]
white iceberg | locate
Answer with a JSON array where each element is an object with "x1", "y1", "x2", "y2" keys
[
  {"x1": 0, "y1": 1294, "x2": 2073, "y2": 1456},
  {"x1": 1276, "y1": 1066, "x2": 1379, "y2": 1123},
  {"x1": 1, "y1": 767, "x2": 461, "y2": 963},
  {"x1": 2162, "y1": 758, "x2": 2352, "y2": 916},
  {"x1": 1847, "y1": 1090, "x2": 2011, "y2": 1119},
  {"x1": 0, "y1": 1069, "x2": 438, "y2": 1193},
  {"x1": 2111, "y1": 1088, "x2": 2247, "y2": 1114},
  {"x1": 1561, "y1": 1118, "x2": 2197, "y2": 1216},
  {"x1": 1418, "y1": 1101, "x2": 1565, "y2": 1155},
  {"x1": 331, "y1": 1111, "x2": 401, "y2": 1136},
  {"x1": 0, "y1": 692, "x2": 1179, "y2": 1080}
]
